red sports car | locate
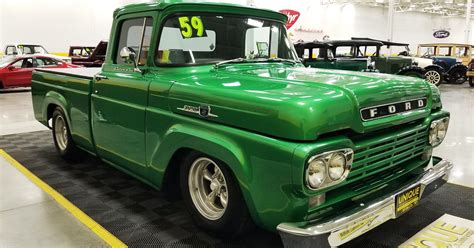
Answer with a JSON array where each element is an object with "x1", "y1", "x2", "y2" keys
[{"x1": 0, "y1": 55, "x2": 80, "y2": 89}]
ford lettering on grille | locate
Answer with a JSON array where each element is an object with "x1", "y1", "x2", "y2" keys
[{"x1": 360, "y1": 98, "x2": 427, "y2": 121}]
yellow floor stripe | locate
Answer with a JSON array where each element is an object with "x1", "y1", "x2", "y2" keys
[{"x1": 0, "y1": 149, "x2": 127, "y2": 248}]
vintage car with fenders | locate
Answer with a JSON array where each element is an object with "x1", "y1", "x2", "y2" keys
[
  {"x1": 351, "y1": 37, "x2": 446, "y2": 86},
  {"x1": 294, "y1": 39, "x2": 427, "y2": 80},
  {"x1": 417, "y1": 43, "x2": 472, "y2": 84},
  {"x1": 3, "y1": 44, "x2": 72, "y2": 63},
  {"x1": 31, "y1": 1, "x2": 453, "y2": 247}
]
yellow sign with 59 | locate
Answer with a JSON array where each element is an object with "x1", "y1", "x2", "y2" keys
[{"x1": 178, "y1": 16, "x2": 207, "y2": 39}]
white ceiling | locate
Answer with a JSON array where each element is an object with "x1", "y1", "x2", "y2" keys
[{"x1": 320, "y1": 0, "x2": 473, "y2": 17}]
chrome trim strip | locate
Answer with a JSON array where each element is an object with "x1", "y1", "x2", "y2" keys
[{"x1": 277, "y1": 158, "x2": 453, "y2": 246}]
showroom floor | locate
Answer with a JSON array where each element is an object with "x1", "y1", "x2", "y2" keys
[{"x1": 0, "y1": 84, "x2": 473, "y2": 247}]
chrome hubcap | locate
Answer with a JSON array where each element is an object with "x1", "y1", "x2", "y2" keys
[
  {"x1": 188, "y1": 157, "x2": 228, "y2": 220},
  {"x1": 54, "y1": 115, "x2": 68, "y2": 151},
  {"x1": 426, "y1": 71, "x2": 441, "y2": 84}
]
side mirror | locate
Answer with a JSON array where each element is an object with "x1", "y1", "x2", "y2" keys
[
  {"x1": 120, "y1": 47, "x2": 141, "y2": 72},
  {"x1": 7, "y1": 65, "x2": 14, "y2": 71}
]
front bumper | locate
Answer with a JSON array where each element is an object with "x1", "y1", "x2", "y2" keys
[{"x1": 277, "y1": 157, "x2": 453, "y2": 248}]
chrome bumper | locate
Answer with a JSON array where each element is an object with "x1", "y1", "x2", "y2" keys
[{"x1": 277, "y1": 157, "x2": 453, "y2": 248}]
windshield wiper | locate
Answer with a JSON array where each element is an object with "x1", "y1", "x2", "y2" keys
[
  {"x1": 214, "y1": 57, "x2": 301, "y2": 69},
  {"x1": 260, "y1": 58, "x2": 301, "y2": 65},
  {"x1": 214, "y1": 58, "x2": 248, "y2": 69}
]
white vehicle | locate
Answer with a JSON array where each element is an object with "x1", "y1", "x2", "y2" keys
[{"x1": 3, "y1": 44, "x2": 71, "y2": 63}]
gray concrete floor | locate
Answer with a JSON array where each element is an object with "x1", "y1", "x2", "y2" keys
[
  {"x1": 0, "y1": 156, "x2": 108, "y2": 248},
  {"x1": 0, "y1": 83, "x2": 472, "y2": 247}
]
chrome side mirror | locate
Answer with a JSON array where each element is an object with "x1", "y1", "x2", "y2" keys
[{"x1": 120, "y1": 47, "x2": 141, "y2": 72}]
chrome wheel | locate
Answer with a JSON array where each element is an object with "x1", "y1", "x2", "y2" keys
[
  {"x1": 188, "y1": 157, "x2": 228, "y2": 220},
  {"x1": 54, "y1": 115, "x2": 68, "y2": 151},
  {"x1": 425, "y1": 70, "x2": 441, "y2": 85}
]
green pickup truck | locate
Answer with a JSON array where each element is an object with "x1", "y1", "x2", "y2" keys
[{"x1": 31, "y1": 1, "x2": 453, "y2": 247}]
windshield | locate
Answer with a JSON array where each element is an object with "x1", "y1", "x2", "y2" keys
[
  {"x1": 0, "y1": 57, "x2": 17, "y2": 68},
  {"x1": 18, "y1": 45, "x2": 48, "y2": 55},
  {"x1": 418, "y1": 46, "x2": 435, "y2": 58},
  {"x1": 156, "y1": 14, "x2": 297, "y2": 65}
]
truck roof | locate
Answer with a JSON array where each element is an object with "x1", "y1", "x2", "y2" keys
[
  {"x1": 113, "y1": 0, "x2": 287, "y2": 22},
  {"x1": 323, "y1": 40, "x2": 384, "y2": 46}
]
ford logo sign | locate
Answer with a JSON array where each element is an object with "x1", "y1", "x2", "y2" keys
[{"x1": 433, "y1": 30, "x2": 450, "y2": 39}]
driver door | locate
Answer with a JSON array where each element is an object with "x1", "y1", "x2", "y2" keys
[
  {"x1": 3, "y1": 58, "x2": 34, "y2": 87},
  {"x1": 91, "y1": 14, "x2": 155, "y2": 179}
]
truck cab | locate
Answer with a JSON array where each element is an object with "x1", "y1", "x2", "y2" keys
[{"x1": 31, "y1": 1, "x2": 453, "y2": 247}]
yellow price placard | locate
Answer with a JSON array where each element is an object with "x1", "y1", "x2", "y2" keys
[{"x1": 178, "y1": 16, "x2": 206, "y2": 39}]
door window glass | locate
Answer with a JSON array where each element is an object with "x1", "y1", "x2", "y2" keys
[
  {"x1": 36, "y1": 58, "x2": 58, "y2": 67},
  {"x1": 115, "y1": 17, "x2": 153, "y2": 65},
  {"x1": 438, "y1": 47, "x2": 451, "y2": 56},
  {"x1": 6, "y1": 46, "x2": 17, "y2": 55},
  {"x1": 11, "y1": 59, "x2": 24, "y2": 68},
  {"x1": 334, "y1": 46, "x2": 353, "y2": 57},
  {"x1": 22, "y1": 58, "x2": 34, "y2": 68},
  {"x1": 455, "y1": 47, "x2": 468, "y2": 57}
]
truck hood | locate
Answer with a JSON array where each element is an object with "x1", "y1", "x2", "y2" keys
[{"x1": 167, "y1": 64, "x2": 433, "y2": 141}]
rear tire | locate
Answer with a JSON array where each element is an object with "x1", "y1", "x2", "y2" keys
[
  {"x1": 180, "y1": 151, "x2": 252, "y2": 238},
  {"x1": 52, "y1": 107, "x2": 84, "y2": 162},
  {"x1": 469, "y1": 77, "x2": 473, "y2": 87},
  {"x1": 449, "y1": 67, "x2": 467, "y2": 84},
  {"x1": 424, "y1": 68, "x2": 443, "y2": 86}
]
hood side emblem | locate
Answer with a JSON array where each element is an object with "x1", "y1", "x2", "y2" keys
[{"x1": 177, "y1": 105, "x2": 218, "y2": 118}]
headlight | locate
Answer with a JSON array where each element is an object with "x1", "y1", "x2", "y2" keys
[
  {"x1": 305, "y1": 149, "x2": 353, "y2": 190},
  {"x1": 429, "y1": 117, "x2": 449, "y2": 146},
  {"x1": 328, "y1": 152, "x2": 346, "y2": 180},
  {"x1": 307, "y1": 159, "x2": 326, "y2": 188}
]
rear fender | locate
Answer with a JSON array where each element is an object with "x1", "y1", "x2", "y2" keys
[
  {"x1": 42, "y1": 91, "x2": 71, "y2": 127},
  {"x1": 447, "y1": 63, "x2": 467, "y2": 75}
]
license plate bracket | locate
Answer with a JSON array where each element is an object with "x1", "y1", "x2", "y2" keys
[{"x1": 395, "y1": 184, "x2": 422, "y2": 217}]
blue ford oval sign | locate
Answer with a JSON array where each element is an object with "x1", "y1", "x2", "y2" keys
[{"x1": 433, "y1": 30, "x2": 450, "y2": 39}]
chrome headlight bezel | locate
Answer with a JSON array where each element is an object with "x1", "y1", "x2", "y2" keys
[
  {"x1": 305, "y1": 148, "x2": 354, "y2": 190},
  {"x1": 429, "y1": 117, "x2": 450, "y2": 147}
]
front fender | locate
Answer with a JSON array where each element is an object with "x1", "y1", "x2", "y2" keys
[{"x1": 146, "y1": 112, "x2": 299, "y2": 229}]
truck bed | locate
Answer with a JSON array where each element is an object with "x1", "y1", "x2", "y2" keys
[{"x1": 34, "y1": 67, "x2": 101, "y2": 79}]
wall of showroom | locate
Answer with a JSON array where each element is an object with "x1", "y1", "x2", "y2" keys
[{"x1": 0, "y1": 0, "x2": 472, "y2": 55}]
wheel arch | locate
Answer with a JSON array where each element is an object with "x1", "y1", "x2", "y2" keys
[
  {"x1": 396, "y1": 66, "x2": 426, "y2": 77},
  {"x1": 447, "y1": 63, "x2": 467, "y2": 75},
  {"x1": 152, "y1": 124, "x2": 260, "y2": 222},
  {"x1": 424, "y1": 64, "x2": 445, "y2": 74},
  {"x1": 43, "y1": 91, "x2": 71, "y2": 128}
]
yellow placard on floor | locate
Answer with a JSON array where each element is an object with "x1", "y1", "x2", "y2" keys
[{"x1": 399, "y1": 214, "x2": 474, "y2": 248}]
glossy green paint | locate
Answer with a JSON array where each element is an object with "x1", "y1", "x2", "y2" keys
[{"x1": 32, "y1": 0, "x2": 449, "y2": 232}]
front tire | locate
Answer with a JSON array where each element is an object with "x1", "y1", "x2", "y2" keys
[
  {"x1": 180, "y1": 151, "x2": 252, "y2": 238},
  {"x1": 424, "y1": 68, "x2": 443, "y2": 86},
  {"x1": 469, "y1": 77, "x2": 473, "y2": 87},
  {"x1": 52, "y1": 107, "x2": 83, "y2": 161}
]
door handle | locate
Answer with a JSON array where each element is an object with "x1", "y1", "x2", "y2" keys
[
  {"x1": 95, "y1": 75, "x2": 107, "y2": 81},
  {"x1": 94, "y1": 90, "x2": 99, "y2": 94}
]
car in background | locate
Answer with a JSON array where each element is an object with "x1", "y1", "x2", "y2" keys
[
  {"x1": 69, "y1": 40, "x2": 108, "y2": 67},
  {"x1": 468, "y1": 59, "x2": 474, "y2": 87},
  {"x1": 69, "y1": 46, "x2": 95, "y2": 58},
  {"x1": 352, "y1": 38, "x2": 445, "y2": 86},
  {"x1": 3, "y1": 44, "x2": 72, "y2": 63},
  {"x1": 417, "y1": 43, "x2": 471, "y2": 84},
  {"x1": 294, "y1": 39, "x2": 425, "y2": 78},
  {"x1": 0, "y1": 55, "x2": 79, "y2": 89}
]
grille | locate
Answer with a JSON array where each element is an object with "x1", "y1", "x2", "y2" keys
[{"x1": 348, "y1": 123, "x2": 428, "y2": 184}]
